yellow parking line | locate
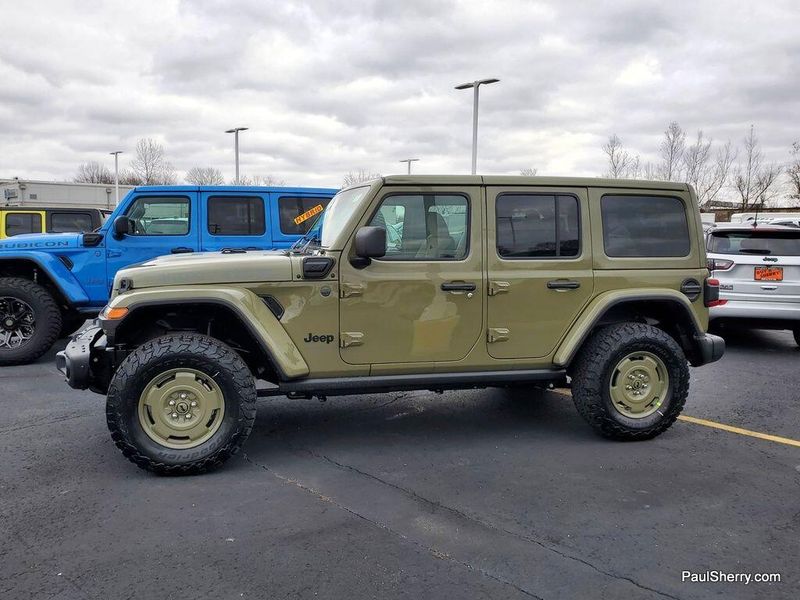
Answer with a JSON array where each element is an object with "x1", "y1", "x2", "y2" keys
[
  {"x1": 676, "y1": 415, "x2": 800, "y2": 449},
  {"x1": 548, "y1": 388, "x2": 800, "y2": 449}
]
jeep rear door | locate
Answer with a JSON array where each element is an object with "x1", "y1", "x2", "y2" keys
[
  {"x1": 485, "y1": 186, "x2": 594, "y2": 359},
  {"x1": 199, "y1": 191, "x2": 272, "y2": 251}
]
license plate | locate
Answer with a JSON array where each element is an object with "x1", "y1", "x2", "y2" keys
[{"x1": 754, "y1": 266, "x2": 783, "y2": 281}]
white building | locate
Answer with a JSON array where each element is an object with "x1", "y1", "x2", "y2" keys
[{"x1": 1, "y1": 178, "x2": 135, "y2": 210}]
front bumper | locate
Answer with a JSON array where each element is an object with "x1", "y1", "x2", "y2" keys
[
  {"x1": 692, "y1": 332, "x2": 725, "y2": 366},
  {"x1": 56, "y1": 323, "x2": 106, "y2": 391}
]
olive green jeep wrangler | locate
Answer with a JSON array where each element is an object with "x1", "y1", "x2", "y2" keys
[{"x1": 58, "y1": 176, "x2": 724, "y2": 474}]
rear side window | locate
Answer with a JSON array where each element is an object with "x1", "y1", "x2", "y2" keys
[
  {"x1": 207, "y1": 196, "x2": 265, "y2": 236},
  {"x1": 279, "y1": 197, "x2": 331, "y2": 235},
  {"x1": 49, "y1": 212, "x2": 93, "y2": 233},
  {"x1": 601, "y1": 195, "x2": 690, "y2": 257},
  {"x1": 5, "y1": 213, "x2": 41, "y2": 237},
  {"x1": 709, "y1": 230, "x2": 800, "y2": 256},
  {"x1": 496, "y1": 194, "x2": 580, "y2": 258}
]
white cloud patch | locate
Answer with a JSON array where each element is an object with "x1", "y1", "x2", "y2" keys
[{"x1": 0, "y1": 0, "x2": 797, "y2": 188}]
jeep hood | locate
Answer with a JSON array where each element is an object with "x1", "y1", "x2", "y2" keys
[
  {"x1": 0, "y1": 232, "x2": 83, "y2": 251},
  {"x1": 114, "y1": 251, "x2": 293, "y2": 292}
]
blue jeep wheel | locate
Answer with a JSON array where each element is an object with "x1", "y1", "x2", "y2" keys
[{"x1": 0, "y1": 277, "x2": 62, "y2": 365}]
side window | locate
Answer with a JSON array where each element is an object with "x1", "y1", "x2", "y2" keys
[
  {"x1": 5, "y1": 213, "x2": 42, "y2": 237},
  {"x1": 207, "y1": 196, "x2": 265, "y2": 236},
  {"x1": 367, "y1": 194, "x2": 469, "y2": 260},
  {"x1": 125, "y1": 197, "x2": 190, "y2": 236},
  {"x1": 49, "y1": 212, "x2": 93, "y2": 233},
  {"x1": 278, "y1": 197, "x2": 331, "y2": 235},
  {"x1": 601, "y1": 195, "x2": 689, "y2": 257},
  {"x1": 496, "y1": 194, "x2": 580, "y2": 258}
]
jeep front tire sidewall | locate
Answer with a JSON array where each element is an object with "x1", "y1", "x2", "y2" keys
[
  {"x1": 0, "y1": 277, "x2": 62, "y2": 366},
  {"x1": 106, "y1": 334, "x2": 257, "y2": 474},
  {"x1": 571, "y1": 323, "x2": 689, "y2": 440}
]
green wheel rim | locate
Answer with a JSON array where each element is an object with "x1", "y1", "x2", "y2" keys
[
  {"x1": 608, "y1": 351, "x2": 669, "y2": 419},
  {"x1": 137, "y1": 369, "x2": 225, "y2": 450}
]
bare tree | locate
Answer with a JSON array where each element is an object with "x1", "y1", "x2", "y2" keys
[
  {"x1": 683, "y1": 133, "x2": 735, "y2": 208},
  {"x1": 343, "y1": 169, "x2": 381, "y2": 187},
  {"x1": 186, "y1": 167, "x2": 225, "y2": 185},
  {"x1": 733, "y1": 125, "x2": 782, "y2": 210},
  {"x1": 118, "y1": 170, "x2": 144, "y2": 186},
  {"x1": 602, "y1": 134, "x2": 640, "y2": 178},
  {"x1": 236, "y1": 174, "x2": 286, "y2": 186},
  {"x1": 788, "y1": 142, "x2": 800, "y2": 200},
  {"x1": 74, "y1": 161, "x2": 113, "y2": 184},
  {"x1": 658, "y1": 121, "x2": 686, "y2": 181},
  {"x1": 519, "y1": 167, "x2": 538, "y2": 176},
  {"x1": 129, "y1": 138, "x2": 177, "y2": 185}
]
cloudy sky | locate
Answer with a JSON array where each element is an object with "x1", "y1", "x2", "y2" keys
[{"x1": 0, "y1": 0, "x2": 797, "y2": 188}]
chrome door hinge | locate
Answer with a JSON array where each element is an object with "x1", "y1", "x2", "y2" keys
[
  {"x1": 340, "y1": 283, "x2": 364, "y2": 298},
  {"x1": 487, "y1": 327, "x2": 510, "y2": 343},
  {"x1": 340, "y1": 331, "x2": 364, "y2": 348},
  {"x1": 488, "y1": 281, "x2": 510, "y2": 296}
]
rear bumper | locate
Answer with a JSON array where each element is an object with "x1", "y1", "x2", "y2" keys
[
  {"x1": 56, "y1": 324, "x2": 107, "y2": 392},
  {"x1": 710, "y1": 299, "x2": 800, "y2": 329},
  {"x1": 692, "y1": 333, "x2": 725, "y2": 367}
]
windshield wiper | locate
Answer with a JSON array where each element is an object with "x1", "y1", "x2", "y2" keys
[{"x1": 738, "y1": 248, "x2": 772, "y2": 254}]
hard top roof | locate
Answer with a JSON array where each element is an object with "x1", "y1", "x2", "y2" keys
[{"x1": 352, "y1": 175, "x2": 689, "y2": 191}]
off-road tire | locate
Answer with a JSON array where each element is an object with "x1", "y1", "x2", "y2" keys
[
  {"x1": 570, "y1": 322, "x2": 689, "y2": 440},
  {"x1": 60, "y1": 314, "x2": 87, "y2": 339},
  {"x1": 106, "y1": 333, "x2": 257, "y2": 475},
  {"x1": 0, "y1": 277, "x2": 62, "y2": 366},
  {"x1": 793, "y1": 328, "x2": 800, "y2": 347}
]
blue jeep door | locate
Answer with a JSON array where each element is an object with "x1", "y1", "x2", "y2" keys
[
  {"x1": 199, "y1": 191, "x2": 271, "y2": 251},
  {"x1": 104, "y1": 193, "x2": 198, "y2": 292}
]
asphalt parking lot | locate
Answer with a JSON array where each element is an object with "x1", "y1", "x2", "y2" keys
[{"x1": 1, "y1": 327, "x2": 798, "y2": 600}]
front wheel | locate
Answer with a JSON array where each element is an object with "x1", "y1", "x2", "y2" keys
[
  {"x1": 570, "y1": 323, "x2": 689, "y2": 440},
  {"x1": 106, "y1": 333, "x2": 257, "y2": 475},
  {"x1": 0, "y1": 277, "x2": 62, "y2": 366}
]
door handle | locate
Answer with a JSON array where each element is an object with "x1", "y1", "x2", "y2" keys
[
  {"x1": 547, "y1": 280, "x2": 581, "y2": 290},
  {"x1": 441, "y1": 282, "x2": 477, "y2": 292},
  {"x1": 171, "y1": 247, "x2": 195, "y2": 254}
]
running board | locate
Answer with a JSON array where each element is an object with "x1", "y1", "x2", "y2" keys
[{"x1": 257, "y1": 368, "x2": 566, "y2": 398}]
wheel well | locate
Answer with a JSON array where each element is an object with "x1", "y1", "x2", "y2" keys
[
  {"x1": 0, "y1": 259, "x2": 72, "y2": 314},
  {"x1": 114, "y1": 303, "x2": 279, "y2": 382},
  {"x1": 578, "y1": 299, "x2": 702, "y2": 365}
]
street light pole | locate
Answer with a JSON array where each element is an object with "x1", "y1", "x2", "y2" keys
[
  {"x1": 225, "y1": 127, "x2": 249, "y2": 183},
  {"x1": 399, "y1": 158, "x2": 419, "y2": 174},
  {"x1": 109, "y1": 151, "x2": 123, "y2": 205},
  {"x1": 454, "y1": 78, "x2": 499, "y2": 175}
]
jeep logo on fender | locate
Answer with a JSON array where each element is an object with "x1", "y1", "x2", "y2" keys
[{"x1": 303, "y1": 333, "x2": 335, "y2": 344}]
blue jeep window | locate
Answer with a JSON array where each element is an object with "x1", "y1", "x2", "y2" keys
[
  {"x1": 126, "y1": 197, "x2": 190, "y2": 236},
  {"x1": 279, "y1": 197, "x2": 331, "y2": 235},
  {"x1": 5, "y1": 212, "x2": 42, "y2": 237},
  {"x1": 207, "y1": 196, "x2": 265, "y2": 236}
]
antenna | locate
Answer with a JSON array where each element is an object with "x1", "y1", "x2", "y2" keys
[{"x1": 753, "y1": 200, "x2": 760, "y2": 228}]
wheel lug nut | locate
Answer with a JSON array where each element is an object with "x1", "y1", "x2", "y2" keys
[
  {"x1": 191, "y1": 401, "x2": 197, "y2": 407},
  {"x1": 169, "y1": 400, "x2": 175, "y2": 406},
  {"x1": 171, "y1": 412, "x2": 178, "y2": 418},
  {"x1": 625, "y1": 385, "x2": 632, "y2": 390},
  {"x1": 180, "y1": 393, "x2": 187, "y2": 399}
]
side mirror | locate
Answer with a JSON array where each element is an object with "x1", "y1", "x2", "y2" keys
[
  {"x1": 351, "y1": 226, "x2": 386, "y2": 268},
  {"x1": 112, "y1": 216, "x2": 131, "y2": 239}
]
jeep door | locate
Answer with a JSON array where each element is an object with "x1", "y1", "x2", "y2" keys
[
  {"x1": 105, "y1": 193, "x2": 199, "y2": 292},
  {"x1": 199, "y1": 191, "x2": 272, "y2": 251},
  {"x1": 338, "y1": 186, "x2": 483, "y2": 365},
  {"x1": 485, "y1": 186, "x2": 593, "y2": 359}
]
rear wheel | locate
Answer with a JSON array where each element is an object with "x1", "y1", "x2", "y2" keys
[
  {"x1": 0, "y1": 277, "x2": 62, "y2": 366},
  {"x1": 571, "y1": 322, "x2": 689, "y2": 440},
  {"x1": 106, "y1": 333, "x2": 257, "y2": 475}
]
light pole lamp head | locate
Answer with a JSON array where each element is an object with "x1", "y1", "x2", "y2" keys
[
  {"x1": 454, "y1": 78, "x2": 499, "y2": 90},
  {"x1": 225, "y1": 127, "x2": 249, "y2": 133}
]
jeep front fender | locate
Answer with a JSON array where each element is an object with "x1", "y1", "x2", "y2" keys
[
  {"x1": 104, "y1": 286, "x2": 310, "y2": 379},
  {"x1": 553, "y1": 289, "x2": 704, "y2": 367},
  {"x1": 0, "y1": 252, "x2": 89, "y2": 305}
]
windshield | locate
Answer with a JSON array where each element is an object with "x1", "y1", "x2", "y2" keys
[
  {"x1": 708, "y1": 230, "x2": 800, "y2": 256},
  {"x1": 320, "y1": 186, "x2": 371, "y2": 247}
]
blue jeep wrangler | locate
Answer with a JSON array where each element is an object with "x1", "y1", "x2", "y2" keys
[{"x1": 0, "y1": 185, "x2": 335, "y2": 365}]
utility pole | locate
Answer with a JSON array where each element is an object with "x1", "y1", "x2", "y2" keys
[
  {"x1": 399, "y1": 158, "x2": 419, "y2": 174},
  {"x1": 454, "y1": 78, "x2": 499, "y2": 174},
  {"x1": 109, "y1": 151, "x2": 123, "y2": 205},
  {"x1": 225, "y1": 127, "x2": 249, "y2": 183}
]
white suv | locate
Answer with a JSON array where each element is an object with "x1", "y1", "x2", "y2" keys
[{"x1": 707, "y1": 223, "x2": 800, "y2": 345}]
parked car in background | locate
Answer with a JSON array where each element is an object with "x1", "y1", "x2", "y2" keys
[
  {"x1": 768, "y1": 218, "x2": 800, "y2": 228},
  {"x1": 0, "y1": 185, "x2": 335, "y2": 365},
  {"x1": 0, "y1": 207, "x2": 109, "y2": 238},
  {"x1": 707, "y1": 223, "x2": 800, "y2": 345}
]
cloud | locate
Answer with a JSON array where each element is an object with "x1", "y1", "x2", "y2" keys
[{"x1": 0, "y1": 0, "x2": 797, "y2": 191}]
